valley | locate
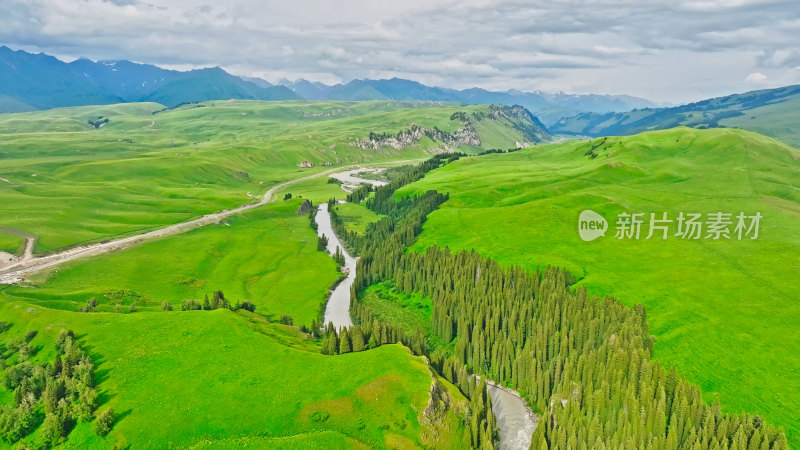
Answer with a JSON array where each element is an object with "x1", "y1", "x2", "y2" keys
[{"x1": 0, "y1": 99, "x2": 795, "y2": 449}]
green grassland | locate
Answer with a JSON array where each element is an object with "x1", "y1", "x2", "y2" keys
[
  {"x1": 0, "y1": 101, "x2": 532, "y2": 254},
  {"x1": 720, "y1": 96, "x2": 800, "y2": 148},
  {"x1": 0, "y1": 231, "x2": 24, "y2": 255},
  {"x1": 0, "y1": 302, "x2": 468, "y2": 448},
  {"x1": 1, "y1": 200, "x2": 335, "y2": 327},
  {"x1": 397, "y1": 127, "x2": 800, "y2": 442},
  {"x1": 330, "y1": 203, "x2": 381, "y2": 234},
  {"x1": 360, "y1": 282, "x2": 433, "y2": 337}
]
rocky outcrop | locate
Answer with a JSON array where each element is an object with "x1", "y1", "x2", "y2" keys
[
  {"x1": 353, "y1": 104, "x2": 549, "y2": 152},
  {"x1": 353, "y1": 123, "x2": 480, "y2": 152},
  {"x1": 297, "y1": 160, "x2": 314, "y2": 168}
]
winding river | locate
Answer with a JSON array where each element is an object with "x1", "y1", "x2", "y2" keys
[
  {"x1": 316, "y1": 169, "x2": 537, "y2": 449},
  {"x1": 316, "y1": 201, "x2": 355, "y2": 329}
]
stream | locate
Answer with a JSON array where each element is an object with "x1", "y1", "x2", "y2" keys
[
  {"x1": 315, "y1": 168, "x2": 537, "y2": 449},
  {"x1": 316, "y1": 201, "x2": 355, "y2": 329}
]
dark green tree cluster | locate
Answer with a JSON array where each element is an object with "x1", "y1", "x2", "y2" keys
[
  {"x1": 78, "y1": 297, "x2": 98, "y2": 312},
  {"x1": 317, "y1": 233, "x2": 328, "y2": 251},
  {"x1": 355, "y1": 229, "x2": 787, "y2": 448},
  {"x1": 328, "y1": 204, "x2": 364, "y2": 255},
  {"x1": 365, "y1": 153, "x2": 464, "y2": 215},
  {"x1": 279, "y1": 315, "x2": 294, "y2": 326},
  {"x1": 0, "y1": 328, "x2": 106, "y2": 446},
  {"x1": 476, "y1": 148, "x2": 521, "y2": 156},
  {"x1": 332, "y1": 246, "x2": 345, "y2": 267},
  {"x1": 180, "y1": 291, "x2": 255, "y2": 313},
  {"x1": 87, "y1": 116, "x2": 109, "y2": 128},
  {"x1": 346, "y1": 184, "x2": 373, "y2": 203},
  {"x1": 308, "y1": 208, "x2": 318, "y2": 233},
  {"x1": 323, "y1": 309, "x2": 428, "y2": 356}
]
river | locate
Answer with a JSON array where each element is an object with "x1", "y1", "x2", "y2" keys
[
  {"x1": 315, "y1": 169, "x2": 537, "y2": 449},
  {"x1": 316, "y1": 201, "x2": 356, "y2": 329}
]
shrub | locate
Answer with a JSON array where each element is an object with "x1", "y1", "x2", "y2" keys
[{"x1": 93, "y1": 408, "x2": 115, "y2": 436}]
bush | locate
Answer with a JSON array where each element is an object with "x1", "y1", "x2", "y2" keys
[
  {"x1": 161, "y1": 301, "x2": 173, "y2": 311},
  {"x1": 279, "y1": 315, "x2": 294, "y2": 326},
  {"x1": 79, "y1": 297, "x2": 98, "y2": 312},
  {"x1": 181, "y1": 300, "x2": 202, "y2": 311},
  {"x1": 23, "y1": 330, "x2": 37, "y2": 342},
  {"x1": 93, "y1": 408, "x2": 115, "y2": 436},
  {"x1": 240, "y1": 300, "x2": 256, "y2": 313}
]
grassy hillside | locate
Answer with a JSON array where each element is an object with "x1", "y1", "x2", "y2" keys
[
  {"x1": 1, "y1": 200, "x2": 335, "y2": 327},
  {"x1": 397, "y1": 127, "x2": 800, "y2": 443},
  {"x1": 550, "y1": 84, "x2": 800, "y2": 148},
  {"x1": 720, "y1": 98, "x2": 800, "y2": 148},
  {"x1": 0, "y1": 303, "x2": 463, "y2": 448},
  {"x1": 0, "y1": 100, "x2": 544, "y2": 253}
]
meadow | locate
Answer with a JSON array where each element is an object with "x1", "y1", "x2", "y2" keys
[
  {"x1": 397, "y1": 127, "x2": 800, "y2": 442},
  {"x1": 1, "y1": 200, "x2": 337, "y2": 327},
  {"x1": 0, "y1": 302, "x2": 466, "y2": 448},
  {"x1": 0, "y1": 100, "x2": 528, "y2": 254}
]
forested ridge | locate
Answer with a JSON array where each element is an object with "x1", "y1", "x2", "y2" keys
[{"x1": 321, "y1": 153, "x2": 788, "y2": 449}]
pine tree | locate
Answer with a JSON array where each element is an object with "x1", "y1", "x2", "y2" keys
[
  {"x1": 339, "y1": 328, "x2": 352, "y2": 353},
  {"x1": 351, "y1": 325, "x2": 365, "y2": 352}
]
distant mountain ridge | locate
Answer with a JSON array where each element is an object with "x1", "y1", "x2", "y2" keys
[
  {"x1": 0, "y1": 46, "x2": 655, "y2": 122},
  {"x1": 549, "y1": 84, "x2": 800, "y2": 140},
  {"x1": 276, "y1": 77, "x2": 656, "y2": 125},
  {"x1": 0, "y1": 46, "x2": 299, "y2": 111}
]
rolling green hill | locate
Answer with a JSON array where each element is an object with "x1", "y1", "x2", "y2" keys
[
  {"x1": 0, "y1": 100, "x2": 547, "y2": 254},
  {"x1": 550, "y1": 84, "x2": 800, "y2": 147},
  {"x1": 0, "y1": 302, "x2": 467, "y2": 448},
  {"x1": 397, "y1": 127, "x2": 800, "y2": 443}
]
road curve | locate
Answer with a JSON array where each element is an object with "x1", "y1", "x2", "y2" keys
[{"x1": 0, "y1": 160, "x2": 422, "y2": 284}]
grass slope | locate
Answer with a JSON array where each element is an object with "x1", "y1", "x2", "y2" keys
[
  {"x1": 397, "y1": 127, "x2": 800, "y2": 443},
  {"x1": 720, "y1": 97, "x2": 800, "y2": 148},
  {"x1": 1, "y1": 200, "x2": 335, "y2": 327},
  {"x1": 0, "y1": 303, "x2": 442, "y2": 448},
  {"x1": 330, "y1": 203, "x2": 381, "y2": 234},
  {"x1": 0, "y1": 101, "x2": 539, "y2": 253},
  {"x1": 0, "y1": 231, "x2": 24, "y2": 255}
]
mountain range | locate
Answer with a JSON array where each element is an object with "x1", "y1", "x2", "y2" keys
[
  {"x1": 0, "y1": 46, "x2": 653, "y2": 123},
  {"x1": 0, "y1": 46, "x2": 300, "y2": 113},
  {"x1": 275, "y1": 78, "x2": 657, "y2": 125},
  {"x1": 549, "y1": 83, "x2": 800, "y2": 144}
]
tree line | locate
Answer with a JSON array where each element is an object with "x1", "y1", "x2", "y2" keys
[
  {"x1": 175, "y1": 290, "x2": 255, "y2": 313},
  {"x1": 315, "y1": 152, "x2": 787, "y2": 449}
]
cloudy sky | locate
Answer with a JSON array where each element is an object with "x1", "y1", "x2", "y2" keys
[{"x1": 2, "y1": 0, "x2": 799, "y2": 103}]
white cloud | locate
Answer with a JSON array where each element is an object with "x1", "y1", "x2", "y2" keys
[
  {"x1": 1, "y1": 0, "x2": 799, "y2": 102},
  {"x1": 745, "y1": 72, "x2": 767, "y2": 83}
]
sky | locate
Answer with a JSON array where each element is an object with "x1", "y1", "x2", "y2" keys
[{"x1": 1, "y1": 0, "x2": 799, "y2": 103}]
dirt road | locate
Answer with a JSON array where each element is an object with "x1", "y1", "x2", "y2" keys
[{"x1": 0, "y1": 161, "x2": 423, "y2": 284}]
